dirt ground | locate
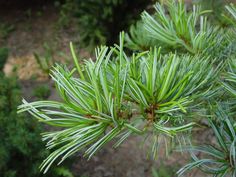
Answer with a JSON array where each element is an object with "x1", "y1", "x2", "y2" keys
[
  {"x1": 1, "y1": 3, "x2": 90, "y2": 81},
  {"x1": 0, "y1": 3, "x2": 212, "y2": 177}
]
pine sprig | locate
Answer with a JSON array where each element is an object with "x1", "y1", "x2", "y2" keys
[
  {"x1": 125, "y1": 21, "x2": 158, "y2": 51},
  {"x1": 226, "y1": 3, "x2": 236, "y2": 22},
  {"x1": 18, "y1": 32, "x2": 221, "y2": 172},
  {"x1": 16, "y1": 1, "x2": 236, "y2": 176},
  {"x1": 141, "y1": 0, "x2": 213, "y2": 54},
  {"x1": 177, "y1": 107, "x2": 236, "y2": 177},
  {"x1": 222, "y1": 58, "x2": 236, "y2": 97}
]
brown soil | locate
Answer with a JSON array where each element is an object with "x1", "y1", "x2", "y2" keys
[
  {"x1": 1, "y1": 4, "x2": 90, "y2": 80},
  {"x1": 72, "y1": 133, "x2": 212, "y2": 177}
]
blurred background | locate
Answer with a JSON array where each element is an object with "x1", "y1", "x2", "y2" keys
[{"x1": 0, "y1": 0, "x2": 235, "y2": 177}]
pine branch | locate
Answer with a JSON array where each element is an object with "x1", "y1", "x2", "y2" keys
[{"x1": 18, "y1": 32, "x2": 220, "y2": 173}]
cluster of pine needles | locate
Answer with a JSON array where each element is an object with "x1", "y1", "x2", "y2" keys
[{"x1": 18, "y1": 1, "x2": 236, "y2": 176}]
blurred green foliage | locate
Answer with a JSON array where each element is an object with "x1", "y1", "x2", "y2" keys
[
  {"x1": 0, "y1": 73, "x2": 73, "y2": 177},
  {"x1": 0, "y1": 47, "x2": 8, "y2": 71},
  {"x1": 0, "y1": 23, "x2": 14, "y2": 40},
  {"x1": 32, "y1": 84, "x2": 51, "y2": 100},
  {"x1": 33, "y1": 43, "x2": 55, "y2": 76},
  {"x1": 152, "y1": 165, "x2": 178, "y2": 177},
  {"x1": 57, "y1": 0, "x2": 152, "y2": 47}
]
